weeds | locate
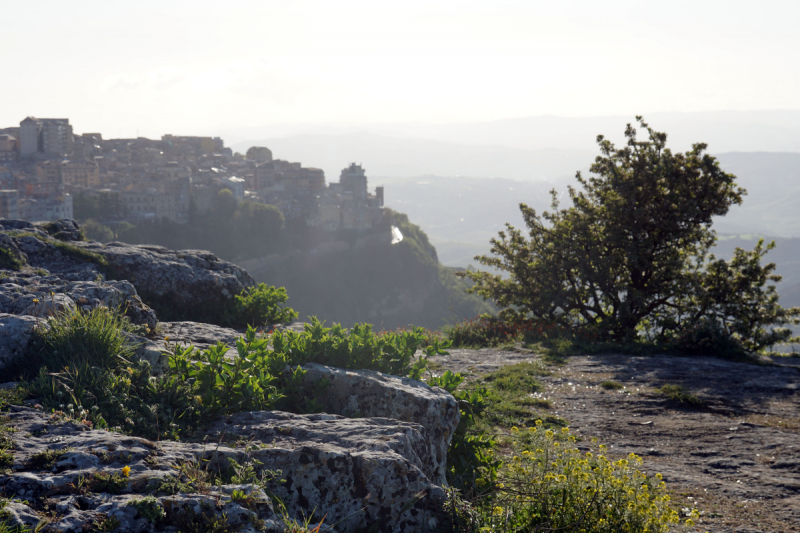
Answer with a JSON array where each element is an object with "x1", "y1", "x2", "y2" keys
[
  {"x1": 126, "y1": 496, "x2": 166, "y2": 524},
  {"x1": 26, "y1": 448, "x2": 70, "y2": 471},
  {"x1": 90, "y1": 471, "x2": 129, "y2": 494},
  {"x1": 91, "y1": 514, "x2": 120, "y2": 532},
  {"x1": 658, "y1": 384, "x2": 706, "y2": 407}
]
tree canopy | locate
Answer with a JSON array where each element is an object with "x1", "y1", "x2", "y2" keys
[{"x1": 461, "y1": 117, "x2": 799, "y2": 351}]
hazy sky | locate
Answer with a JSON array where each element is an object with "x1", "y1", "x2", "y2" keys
[{"x1": 4, "y1": 0, "x2": 800, "y2": 139}]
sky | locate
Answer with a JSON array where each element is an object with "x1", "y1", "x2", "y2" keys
[{"x1": 3, "y1": 0, "x2": 800, "y2": 139}]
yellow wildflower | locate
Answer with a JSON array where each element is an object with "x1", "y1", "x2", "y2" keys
[{"x1": 121, "y1": 465, "x2": 131, "y2": 477}]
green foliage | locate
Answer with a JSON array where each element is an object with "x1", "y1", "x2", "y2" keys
[
  {"x1": 82, "y1": 219, "x2": 115, "y2": 243},
  {"x1": 453, "y1": 425, "x2": 684, "y2": 533},
  {"x1": 670, "y1": 319, "x2": 750, "y2": 360},
  {"x1": 26, "y1": 306, "x2": 163, "y2": 435},
  {"x1": 166, "y1": 329, "x2": 284, "y2": 421},
  {"x1": 27, "y1": 305, "x2": 135, "y2": 374},
  {"x1": 428, "y1": 370, "x2": 498, "y2": 494},
  {"x1": 230, "y1": 283, "x2": 298, "y2": 328},
  {"x1": 270, "y1": 317, "x2": 447, "y2": 379},
  {"x1": 25, "y1": 306, "x2": 451, "y2": 440},
  {"x1": 126, "y1": 496, "x2": 166, "y2": 523},
  {"x1": 689, "y1": 239, "x2": 800, "y2": 352},
  {"x1": 461, "y1": 117, "x2": 799, "y2": 352},
  {"x1": 600, "y1": 381, "x2": 624, "y2": 391},
  {"x1": 0, "y1": 248, "x2": 24, "y2": 271}
]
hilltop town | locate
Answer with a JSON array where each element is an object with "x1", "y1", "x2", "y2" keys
[{"x1": 0, "y1": 117, "x2": 384, "y2": 232}]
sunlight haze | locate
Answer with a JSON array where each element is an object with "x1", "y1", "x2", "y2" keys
[{"x1": 4, "y1": 0, "x2": 800, "y2": 139}]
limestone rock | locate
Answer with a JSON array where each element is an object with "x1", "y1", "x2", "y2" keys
[
  {"x1": 76, "y1": 241, "x2": 255, "y2": 324},
  {"x1": 2, "y1": 406, "x2": 448, "y2": 533},
  {"x1": 301, "y1": 362, "x2": 459, "y2": 485},
  {"x1": 156, "y1": 321, "x2": 242, "y2": 350},
  {"x1": 208, "y1": 410, "x2": 447, "y2": 532},
  {"x1": 0, "y1": 274, "x2": 157, "y2": 330},
  {"x1": 0, "y1": 313, "x2": 41, "y2": 371},
  {"x1": 35, "y1": 219, "x2": 83, "y2": 242}
]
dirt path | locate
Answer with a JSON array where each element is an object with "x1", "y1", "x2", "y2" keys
[{"x1": 429, "y1": 348, "x2": 800, "y2": 533}]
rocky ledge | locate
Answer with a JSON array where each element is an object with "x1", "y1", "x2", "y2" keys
[{"x1": 0, "y1": 219, "x2": 459, "y2": 532}]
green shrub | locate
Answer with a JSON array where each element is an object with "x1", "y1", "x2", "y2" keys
[
  {"x1": 600, "y1": 381, "x2": 624, "y2": 390},
  {"x1": 0, "y1": 248, "x2": 24, "y2": 271},
  {"x1": 670, "y1": 320, "x2": 750, "y2": 360},
  {"x1": 454, "y1": 424, "x2": 686, "y2": 532},
  {"x1": 230, "y1": 283, "x2": 298, "y2": 327}
]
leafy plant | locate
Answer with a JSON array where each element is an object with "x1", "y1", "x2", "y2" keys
[
  {"x1": 428, "y1": 370, "x2": 498, "y2": 494},
  {"x1": 600, "y1": 381, "x2": 624, "y2": 390},
  {"x1": 230, "y1": 283, "x2": 298, "y2": 328}
]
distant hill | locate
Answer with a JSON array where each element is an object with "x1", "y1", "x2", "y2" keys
[
  {"x1": 227, "y1": 110, "x2": 800, "y2": 179},
  {"x1": 380, "y1": 153, "x2": 800, "y2": 291},
  {"x1": 232, "y1": 132, "x2": 592, "y2": 183},
  {"x1": 713, "y1": 152, "x2": 800, "y2": 237}
]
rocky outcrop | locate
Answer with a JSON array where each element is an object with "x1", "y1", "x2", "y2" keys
[
  {"x1": 0, "y1": 219, "x2": 461, "y2": 532},
  {"x1": 0, "y1": 273, "x2": 156, "y2": 327},
  {"x1": 302, "y1": 363, "x2": 459, "y2": 485},
  {"x1": 77, "y1": 241, "x2": 255, "y2": 324},
  {"x1": 2, "y1": 405, "x2": 449, "y2": 532},
  {"x1": 0, "y1": 219, "x2": 254, "y2": 325}
]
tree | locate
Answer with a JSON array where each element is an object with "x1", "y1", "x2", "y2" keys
[{"x1": 461, "y1": 117, "x2": 799, "y2": 349}]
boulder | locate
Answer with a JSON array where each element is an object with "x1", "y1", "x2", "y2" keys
[
  {"x1": 0, "y1": 313, "x2": 41, "y2": 371},
  {"x1": 301, "y1": 363, "x2": 459, "y2": 485},
  {"x1": 76, "y1": 241, "x2": 255, "y2": 324},
  {"x1": 35, "y1": 219, "x2": 83, "y2": 241}
]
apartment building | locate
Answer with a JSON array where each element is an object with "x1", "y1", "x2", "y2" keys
[{"x1": 20, "y1": 117, "x2": 74, "y2": 157}]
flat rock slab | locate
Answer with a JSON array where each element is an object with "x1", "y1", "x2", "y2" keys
[{"x1": 432, "y1": 349, "x2": 800, "y2": 533}]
